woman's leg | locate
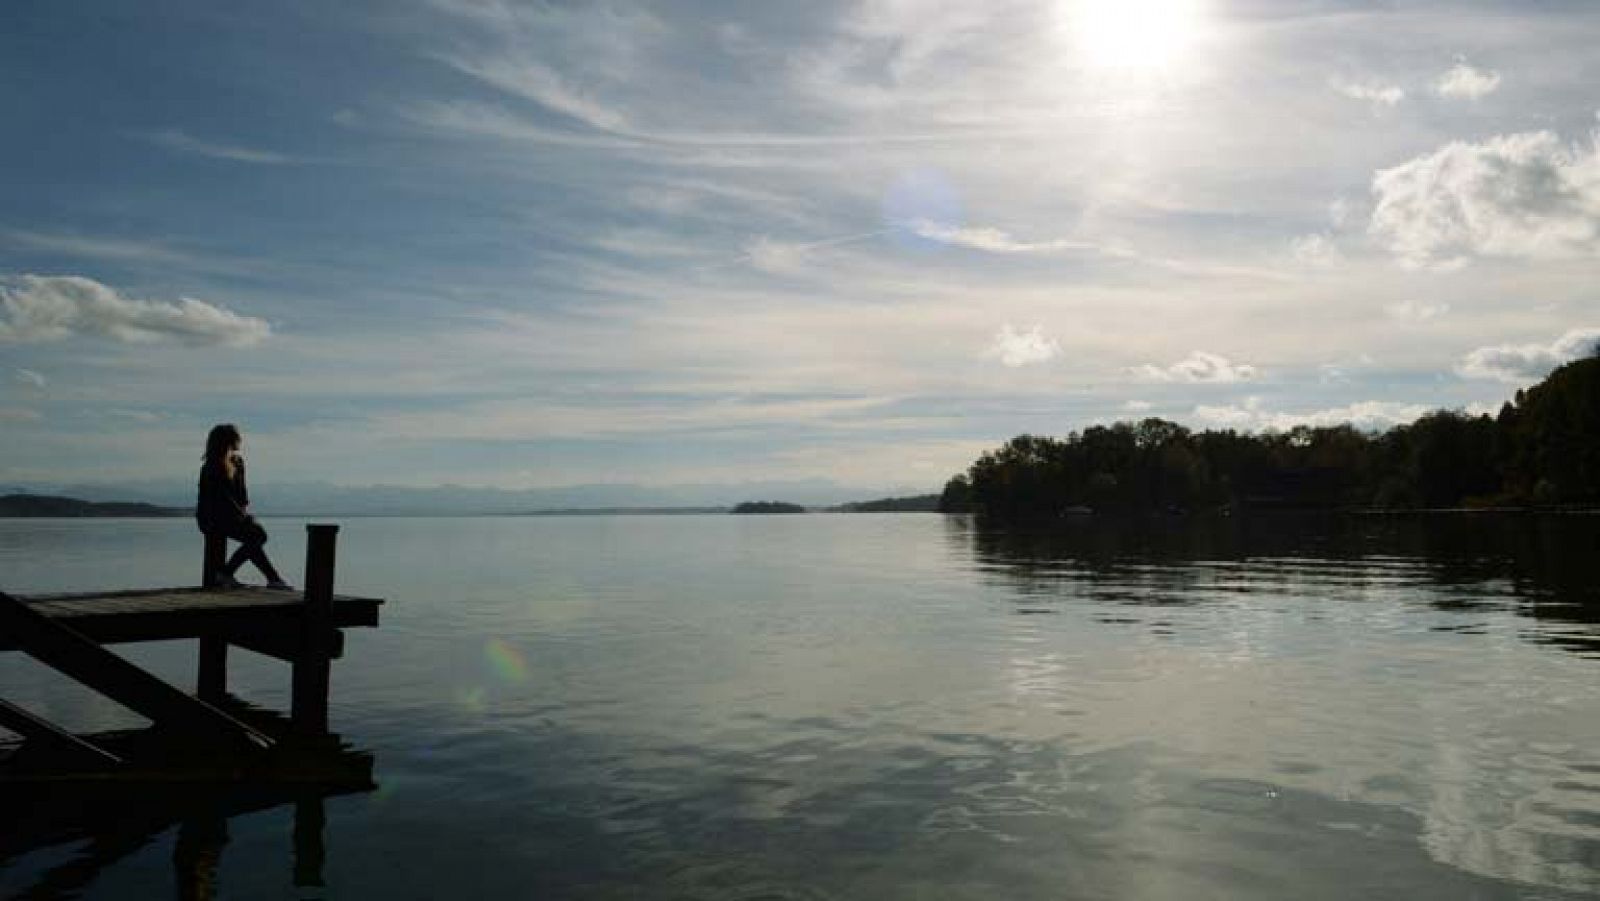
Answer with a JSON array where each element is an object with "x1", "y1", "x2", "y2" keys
[{"x1": 224, "y1": 520, "x2": 285, "y2": 584}]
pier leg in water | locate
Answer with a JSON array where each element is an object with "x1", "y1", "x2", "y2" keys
[
  {"x1": 173, "y1": 812, "x2": 229, "y2": 901},
  {"x1": 294, "y1": 795, "x2": 328, "y2": 889},
  {"x1": 291, "y1": 524, "x2": 338, "y2": 736}
]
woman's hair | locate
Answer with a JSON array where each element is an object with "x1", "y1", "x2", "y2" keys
[{"x1": 204, "y1": 423, "x2": 242, "y2": 466}]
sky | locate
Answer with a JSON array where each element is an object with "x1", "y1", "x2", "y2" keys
[{"x1": 3, "y1": 0, "x2": 1600, "y2": 499}]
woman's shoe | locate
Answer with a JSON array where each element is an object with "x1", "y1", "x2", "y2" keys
[
  {"x1": 266, "y1": 580, "x2": 296, "y2": 592},
  {"x1": 213, "y1": 570, "x2": 242, "y2": 589}
]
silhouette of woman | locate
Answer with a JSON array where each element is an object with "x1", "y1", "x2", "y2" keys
[{"x1": 196, "y1": 423, "x2": 292, "y2": 590}]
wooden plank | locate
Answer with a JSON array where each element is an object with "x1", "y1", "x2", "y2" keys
[
  {"x1": 0, "y1": 595, "x2": 381, "y2": 653},
  {"x1": 0, "y1": 592, "x2": 271, "y2": 754},
  {"x1": 0, "y1": 699, "x2": 123, "y2": 766}
]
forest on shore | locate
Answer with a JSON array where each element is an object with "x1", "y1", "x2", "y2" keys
[{"x1": 939, "y1": 353, "x2": 1600, "y2": 520}]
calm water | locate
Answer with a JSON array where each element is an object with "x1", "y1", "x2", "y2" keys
[{"x1": 2, "y1": 513, "x2": 1598, "y2": 899}]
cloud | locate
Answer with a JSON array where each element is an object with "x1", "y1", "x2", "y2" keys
[
  {"x1": 1123, "y1": 400, "x2": 1153, "y2": 412},
  {"x1": 987, "y1": 323, "x2": 1060, "y2": 368},
  {"x1": 0, "y1": 406, "x2": 42, "y2": 422},
  {"x1": 1193, "y1": 397, "x2": 1430, "y2": 432},
  {"x1": 3, "y1": 230, "x2": 199, "y2": 265},
  {"x1": 1329, "y1": 76, "x2": 1404, "y2": 107},
  {"x1": 144, "y1": 129, "x2": 292, "y2": 164},
  {"x1": 1133, "y1": 351, "x2": 1258, "y2": 383},
  {"x1": 742, "y1": 237, "x2": 811, "y2": 275},
  {"x1": 1455, "y1": 327, "x2": 1600, "y2": 383},
  {"x1": 907, "y1": 220, "x2": 1093, "y2": 255},
  {"x1": 1369, "y1": 128, "x2": 1600, "y2": 268},
  {"x1": 1386, "y1": 299, "x2": 1449, "y2": 323},
  {"x1": 1434, "y1": 63, "x2": 1502, "y2": 100},
  {"x1": 1290, "y1": 233, "x2": 1344, "y2": 268},
  {"x1": 0, "y1": 275, "x2": 271, "y2": 346},
  {"x1": 436, "y1": 55, "x2": 629, "y2": 132},
  {"x1": 14, "y1": 368, "x2": 46, "y2": 388}
]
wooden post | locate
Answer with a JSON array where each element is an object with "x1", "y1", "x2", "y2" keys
[
  {"x1": 292, "y1": 524, "x2": 338, "y2": 735},
  {"x1": 199, "y1": 532, "x2": 229, "y2": 700},
  {"x1": 202, "y1": 533, "x2": 227, "y2": 588},
  {"x1": 197, "y1": 637, "x2": 228, "y2": 702}
]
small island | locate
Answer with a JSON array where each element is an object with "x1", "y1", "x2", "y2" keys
[{"x1": 730, "y1": 501, "x2": 807, "y2": 515}]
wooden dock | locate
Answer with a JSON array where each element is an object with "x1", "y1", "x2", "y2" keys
[{"x1": 0, "y1": 524, "x2": 384, "y2": 784}]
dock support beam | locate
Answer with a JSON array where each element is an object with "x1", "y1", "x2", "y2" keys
[
  {"x1": 291, "y1": 524, "x2": 338, "y2": 736},
  {"x1": 198, "y1": 637, "x2": 228, "y2": 702},
  {"x1": 199, "y1": 532, "x2": 230, "y2": 700}
]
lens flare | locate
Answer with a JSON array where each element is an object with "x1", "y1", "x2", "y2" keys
[{"x1": 484, "y1": 637, "x2": 529, "y2": 684}]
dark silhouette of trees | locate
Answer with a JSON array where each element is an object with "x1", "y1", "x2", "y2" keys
[{"x1": 941, "y1": 354, "x2": 1600, "y2": 518}]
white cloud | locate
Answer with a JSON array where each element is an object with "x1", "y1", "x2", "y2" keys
[
  {"x1": 1193, "y1": 397, "x2": 1430, "y2": 432},
  {"x1": 1434, "y1": 63, "x2": 1502, "y2": 100},
  {"x1": 1328, "y1": 198, "x2": 1353, "y2": 229},
  {"x1": 908, "y1": 220, "x2": 1092, "y2": 255},
  {"x1": 1123, "y1": 400, "x2": 1153, "y2": 412},
  {"x1": 1369, "y1": 128, "x2": 1600, "y2": 268},
  {"x1": 1329, "y1": 76, "x2": 1404, "y2": 107},
  {"x1": 1290, "y1": 233, "x2": 1344, "y2": 268},
  {"x1": 14, "y1": 368, "x2": 46, "y2": 388},
  {"x1": 1386, "y1": 299, "x2": 1450, "y2": 323},
  {"x1": 742, "y1": 236, "x2": 810, "y2": 274},
  {"x1": 1455, "y1": 327, "x2": 1600, "y2": 383},
  {"x1": 1133, "y1": 351, "x2": 1258, "y2": 383},
  {"x1": 144, "y1": 129, "x2": 292, "y2": 164},
  {"x1": 987, "y1": 323, "x2": 1061, "y2": 368},
  {"x1": 0, "y1": 275, "x2": 271, "y2": 346}
]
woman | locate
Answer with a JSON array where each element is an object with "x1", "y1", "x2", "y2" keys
[{"x1": 196, "y1": 423, "x2": 292, "y2": 590}]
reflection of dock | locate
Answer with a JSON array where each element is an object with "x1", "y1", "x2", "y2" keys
[
  {"x1": 0, "y1": 524, "x2": 383, "y2": 782},
  {"x1": 1, "y1": 748, "x2": 370, "y2": 898}
]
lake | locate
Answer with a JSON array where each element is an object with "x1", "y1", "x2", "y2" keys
[{"x1": 2, "y1": 513, "x2": 1598, "y2": 899}]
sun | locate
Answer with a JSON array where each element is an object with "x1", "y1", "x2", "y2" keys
[{"x1": 1064, "y1": 0, "x2": 1206, "y2": 71}]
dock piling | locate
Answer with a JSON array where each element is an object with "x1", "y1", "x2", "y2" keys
[{"x1": 291, "y1": 524, "x2": 339, "y2": 736}]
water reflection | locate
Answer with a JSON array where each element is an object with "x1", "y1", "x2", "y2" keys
[
  {"x1": 0, "y1": 755, "x2": 370, "y2": 899},
  {"x1": 949, "y1": 512, "x2": 1600, "y2": 657}
]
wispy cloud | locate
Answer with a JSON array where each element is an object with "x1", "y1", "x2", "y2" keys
[
  {"x1": 1290, "y1": 233, "x2": 1344, "y2": 268},
  {"x1": 0, "y1": 274, "x2": 271, "y2": 346},
  {"x1": 1370, "y1": 127, "x2": 1600, "y2": 268},
  {"x1": 987, "y1": 323, "x2": 1061, "y2": 368},
  {"x1": 1456, "y1": 327, "x2": 1600, "y2": 383},
  {"x1": 143, "y1": 129, "x2": 292, "y2": 164},
  {"x1": 1133, "y1": 351, "x2": 1259, "y2": 384},
  {"x1": 0, "y1": 406, "x2": 42, "y2": 423},
  {"x1": 1328, "y1": 76, "x2": 1404, "y2": 108},
  {"x1": 3, "y1": 230, "x2": 199, "y2": 265},
  {"x1": 13, "y1": 367, "x2": 46, "y2": 388},
  {"x1": 908, "y1": 220, "x2": 1095, "y2": 255},
  {"x1": 1434, "y1": 62, "x2": 1502, "y2": 100},
  {"x1": 1386, "y1": 299, "x2": 1449, "y2": 323}
]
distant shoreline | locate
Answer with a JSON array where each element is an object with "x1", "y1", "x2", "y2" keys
[{"x1": 0, "y1": 494, "x2": 187, "y2": 518}]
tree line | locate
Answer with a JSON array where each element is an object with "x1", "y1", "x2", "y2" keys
[{"x1": 940, "y1": 353, "x2": 1600, "y2": 519}]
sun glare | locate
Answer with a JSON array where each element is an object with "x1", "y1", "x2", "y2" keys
[{"x1": 1066, "y1": 0, "x2": 1206, "y2": 71}]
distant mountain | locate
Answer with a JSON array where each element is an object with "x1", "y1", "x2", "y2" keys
[
  {"x1": 836, "y1": 494, "x2": 941, "y2": 512},
  {"x1": 19, "y1": 477, "x2": 930, "y2": 516},
  {"x1": 0, "y1": 494, "x2": 187, "y2": 518}
]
